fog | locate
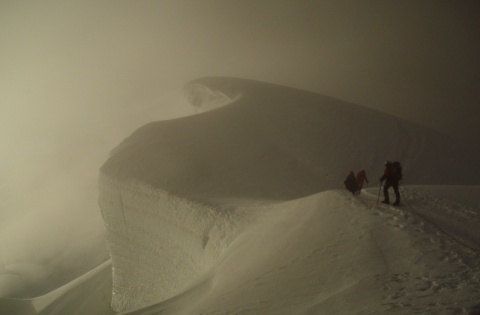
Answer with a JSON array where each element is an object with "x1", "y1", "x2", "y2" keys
[{"x1": 1, "y1": 0, "x2": 479, "y2": 296}]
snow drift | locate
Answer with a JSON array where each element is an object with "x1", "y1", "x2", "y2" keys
[
  {"x1": 4, "y1": 186, "x2": 480, "y2": 314},
  {"x1": 97, "y1": 77, "x2": 480, "y2": 313},
  {"x1": 2, "y1": 77, "x2": 480, "y2": 314}
]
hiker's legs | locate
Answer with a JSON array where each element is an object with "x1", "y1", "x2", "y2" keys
[
  {"x1": 393, "y1": 184, "x2": 400, "y2": 205},
  {"x1": 357, "y1": 183, "x2": 363, "y2": 193},
  {"x1": 383, "y1": 183, "x2": 391, "y2": 203}
]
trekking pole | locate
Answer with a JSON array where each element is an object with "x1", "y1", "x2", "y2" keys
[
  {"x1": 376, "y1": 183, "x2": 382, "y2": 205},
  {"x1": 398, "y1": 179, "x2": 407, "y2": 207}
]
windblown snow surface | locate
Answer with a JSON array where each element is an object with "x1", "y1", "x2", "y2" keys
[{"x1": 2, "y1": 77, "x2": 480, "y2": 315}]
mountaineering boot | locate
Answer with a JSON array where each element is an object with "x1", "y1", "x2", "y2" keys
[
  {"x1": 381, "y1": 200, "x2": 390, "y2": 205},
  {"x1": 393, "y1": 200, "x2": 400, "y2": 206}
]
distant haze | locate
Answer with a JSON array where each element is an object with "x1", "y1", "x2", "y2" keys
[
  {"x1": 2, "y1": 1, "x2": 479, "y2": 139},
  {"x1": 0, "y1": 0, "x2": 479, "y2": 296}
]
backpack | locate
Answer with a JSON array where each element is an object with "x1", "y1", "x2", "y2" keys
[
  {"x1": 392, "y1": 161, "x2": 402, "y2": 180},
  {"x1": 344, "y1": 172, "x2": 358, "y2": 194}
]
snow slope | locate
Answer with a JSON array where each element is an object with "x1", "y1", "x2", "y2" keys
[
  {"x1": 96, "y1": 77, "x2": 480, "y2": 313},
  {"x1": 3, "y1": 187, "x2": 480, "y2": 314},
  {"x1": 2, "y1": 77, "x2": 480, "y2": 314},
  {"x1": 120, "y1": 186, "x2": 480, "y2": 315},
  {"x1": 0, "y1": 261, "x2": 113, "y2": 315},
  {"x1": 102, "y1": 77, "x2": 480, "y2": 204}
]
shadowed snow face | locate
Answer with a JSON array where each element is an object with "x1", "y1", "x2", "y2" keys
[
  {"x1": 98, "y1": 77, "x2": 480, "y2": 312},
  {"x1": 1, "y1": 0, "x2": 479, "y2": 298}
]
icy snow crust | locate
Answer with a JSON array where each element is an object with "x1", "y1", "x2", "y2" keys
[
  {"x1": 98, "y1": 174, "x2": 253, "y2": 312},
  {"x1": 95, "y1": 77, "x2": 480, "y2": 313}
]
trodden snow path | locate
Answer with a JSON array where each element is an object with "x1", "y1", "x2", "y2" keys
[
  {"x1": 359, "y1": 186, "x2": 480, "y2": 314},
  {"x1": 115, "y1": 187, "x2": 480, "y2": 315}
]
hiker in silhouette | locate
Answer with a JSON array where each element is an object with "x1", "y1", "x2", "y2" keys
[
  {"x1": 380, "y1": 161, "x2": 402, "y2": 205},
  {"x1": 356, "y1": 169, "x2": 369, "y2": 194},
  {"x1": 344, "y1": 171, "x2": 358, "y2": 195}
]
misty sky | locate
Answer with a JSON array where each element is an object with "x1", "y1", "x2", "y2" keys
[{"x1": 0, "y1": 0, "x2": 479, "y2": 274}]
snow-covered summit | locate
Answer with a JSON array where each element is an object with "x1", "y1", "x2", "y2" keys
[
  {"x1": 102, "y1": 77, "x2": 479, "y2": 204},
  {"x1": 97, "y1": 77, "x2": 480, "y2": 313}
]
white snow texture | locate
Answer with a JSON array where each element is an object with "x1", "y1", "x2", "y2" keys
[
  {"x1": 97, "y1": 77, "x2": 480, "y2": 313},
  {"x1": 98, "y1": 175, "x2": 251, "y2": 312}
]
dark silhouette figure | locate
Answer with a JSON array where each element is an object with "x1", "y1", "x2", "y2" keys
[
  {"x1": 356, "y1": 169, "x2": 369, "y2": 194},
  {"x1": 344, "y1": 171, "x2": 358, "y2": 195},
  {"x1": 380, "y1": 161, "x2": 402, "y2": 205}
]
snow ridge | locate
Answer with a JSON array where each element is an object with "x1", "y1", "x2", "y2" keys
[
  {"x1": 98, "y1": 77, "x2": 480, "y2": 313},
  {"x1": 98, "y1": 174, "x2": 251, "y2": 312}
]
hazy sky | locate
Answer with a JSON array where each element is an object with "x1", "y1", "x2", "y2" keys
[
  {"x1": 0, "y1": 0, "x2": 479, "y2": 284},
  {"x1": 2, "y1": 1, "x2": 479, "y2": 138}
]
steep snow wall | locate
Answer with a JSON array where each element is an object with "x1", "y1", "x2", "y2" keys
[
  {"x1": 98, "y1": 77, "x2": 480, "y2": 312},
  {"x1": 98, "y1": 175, "x2": 251, "y2": 312}
]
